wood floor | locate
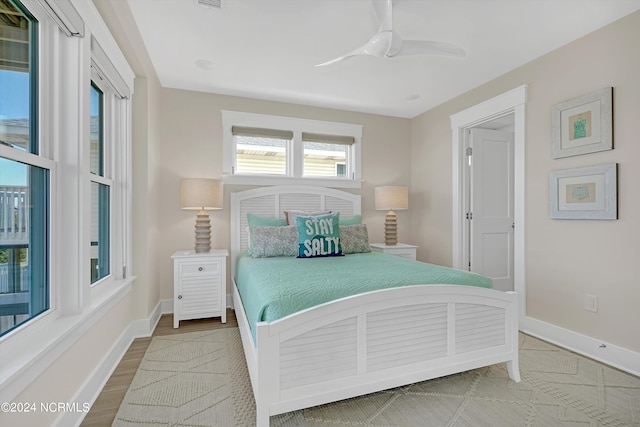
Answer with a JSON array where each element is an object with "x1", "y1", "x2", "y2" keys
[{"x1": 80, "y1": 309, "x2": 238, "y2": 426}]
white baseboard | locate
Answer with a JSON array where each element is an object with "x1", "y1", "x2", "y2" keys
[
  {"x1": 160, "y1": 298, "x2": 174, "y2": 315},
  {"x1": 521, "y1": 316, "x2": 640, "y2": 377},
  {"x1": 57, "y1": 301, "x2": 164, "y2": 427}
]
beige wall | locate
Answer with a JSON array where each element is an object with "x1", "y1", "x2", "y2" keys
[
  {"x1": 411, "y1": 11, "x2": 640, "y2": 353},
  {"x1": 94, "y1": 0, "x2": 164, "y2": 320},
  {"x1": 156, "y1": 88, "x2": 412, "y2": 298}
]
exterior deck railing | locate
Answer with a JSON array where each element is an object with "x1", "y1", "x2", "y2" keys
[
  {"x1": 0, "y1": 264, "x2": 30, "y2": 294},
  {"x1": 0, "y1": 186, "x2": 29, "y2": 246}
]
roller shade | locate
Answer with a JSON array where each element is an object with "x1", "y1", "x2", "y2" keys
[
  {"x1": 302, "y1": 132, "x2": 355, "y2": 145},
  {"x1": 38, "y1": 0, "x2": 84, "y2": 37},
  {"x1": 232, "y1": 126, "x2": 293, "y2": 140},
  {"x1": 91, "y1": 36, "x2": 130, "y2": 99}
]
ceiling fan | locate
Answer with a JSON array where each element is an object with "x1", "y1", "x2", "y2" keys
[{"x1": 316, "y1": 0, "x2": 466, "y2": 66}]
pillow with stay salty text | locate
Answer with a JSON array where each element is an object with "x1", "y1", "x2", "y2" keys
[{"x1": 295, "y1": 212, "x2": 343, "y2": 258}]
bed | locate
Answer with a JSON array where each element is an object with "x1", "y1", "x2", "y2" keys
[{"x1": 230, "y1": 185, "x2": 520, "y2": 427}]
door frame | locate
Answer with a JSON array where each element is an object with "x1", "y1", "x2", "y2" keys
[{"x1": 450, "y1": 85, "x2": 527, "y2": 321}]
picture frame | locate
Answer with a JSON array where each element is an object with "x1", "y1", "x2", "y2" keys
[
  {"x1": 549, "y1": 163, "x2": 617, "y2": 220},
  {"x1": 551, "y1": 87, "x2": 613, "y2": 159}
]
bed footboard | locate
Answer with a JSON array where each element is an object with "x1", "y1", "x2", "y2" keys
[{"x1": 237, "y1": 284, "x2": 519, "y2": 427}]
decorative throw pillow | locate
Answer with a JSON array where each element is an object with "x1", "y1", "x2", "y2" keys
[
  {"x1": 284, "y1": 210, "x2": 330, "y2": 225},
  {"x1": 295, "y1": 212, "x2": 342, "y2": 258},
  {"x1": 247, "y1": 213, "x2": 287, "y2": 227},
  {"x1": 251, "y1": 225, "x2": 298, "y2": 258},
  {"x1": 340, "y1": 215, "x2": 362, "y2": 226},
  {"x1": 340, "y1": 224, "x2": 371, "y2": 254},
  {"x1": 247, "y1": 213, "x2": 287, "y2": 255}
]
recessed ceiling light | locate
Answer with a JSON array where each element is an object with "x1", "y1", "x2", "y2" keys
[
  {"x1": 405, "y1": 94, "x2": 421, "y2": 101},
  {"x1": 195, "y1": 59, "x2": 216, "y2": 70}
]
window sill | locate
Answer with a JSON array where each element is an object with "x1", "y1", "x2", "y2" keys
[
  {"x1": 0, "y1": 276, "x2": 136, "y2": 403},
  {"x1": 223, "y1": 174, "x2": 362, "y2": 189}
]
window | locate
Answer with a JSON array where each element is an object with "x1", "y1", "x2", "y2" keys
[
  {"x1": 233, "y1": 127, "x2": 291, "y2": 176},
  {"x1": 302, "y1": 132, "x2": 353, "y2": 178},
  {"x1": 0, "y1": 0, "x2": 50, "y2": 337},
  {"x1": 222, "y1": 111, "x2": 362, "y2": 188},
  {"x1": 89, "y1": 80, "x2": 110, "y2": 284},
  {"x1": 0, "y1": 0, "x2": 133, "y2": 333},
  {"x1": 89, "y1": 34, "x2": 132, "y2": 288}
]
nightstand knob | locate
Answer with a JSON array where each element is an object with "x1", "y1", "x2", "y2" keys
[
  {"x1": 198, "y1": 267, "x2": 203, "y2": 271},
  {"x1": 178, "y1": 295, "x2": 182, "y2": 299}
]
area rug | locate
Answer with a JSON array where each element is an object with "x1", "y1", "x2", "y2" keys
[{"x1": 112, "y1": 328, "x2": 640, "y2": 426}]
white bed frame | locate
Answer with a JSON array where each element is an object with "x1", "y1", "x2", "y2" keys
[{"x1": 230, "y1": 185, "x2": 520, "y2": 427}]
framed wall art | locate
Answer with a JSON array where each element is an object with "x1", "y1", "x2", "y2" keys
[
  {"x1": 551, "y1": 87, "x2": 613, "y2": 159},
  {"x1": 549, "y1": 163, "x2": 617, "y2": 219}
]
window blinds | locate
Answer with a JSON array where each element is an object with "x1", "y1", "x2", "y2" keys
[
  {"x1": 302, "y1": 132, "x2": 355, "y2": 145},
  {"x1": 38, "y1": 0, "x2": 84, "y2": 37},
  {"x1": 231, "y1": 126, "x2": 293, "y2": 140},
  {"x1": 91, "y1": 36, "x2": 130, "y2": 99}
]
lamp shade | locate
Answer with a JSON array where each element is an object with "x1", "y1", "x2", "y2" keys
[
  {"x1": 181, "y1": 178, "x2": 223, "y2": 210},
  {"x1": 374, "y1": 186, "x2": 408, "y2": 211}
]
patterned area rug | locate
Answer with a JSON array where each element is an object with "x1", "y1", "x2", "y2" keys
[{"x1": 113, "y1": 328, "x2": 640, "y2": 426}]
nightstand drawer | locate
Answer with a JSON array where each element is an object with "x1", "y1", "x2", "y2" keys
[{"x1": 180, "y1": 261, "x2": 220, "y2": 276}]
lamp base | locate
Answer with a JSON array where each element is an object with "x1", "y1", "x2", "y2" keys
[
  {"x1": 384, "y1": 210, "x2": 398, "y2": 246},
  {"x1": 194, "y1": 210, "x2": 212, "y2": 253}
]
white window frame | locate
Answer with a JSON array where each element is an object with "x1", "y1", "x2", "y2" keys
[
  {"x1": 222, "y1": 111, "x2": 362, "y2": 188},
  {"x1": 88, "y1": 75, "x2": 113, "y2": 286},
  {"x1": 0, "y1": 0, "x2": 134, "y2": 404}
]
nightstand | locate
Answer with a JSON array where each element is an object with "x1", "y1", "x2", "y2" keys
[
  {"x1": 370, "y1": 243, "x2": 418, "y2": 261},
  {"x1": 171, "y1": 249, "x2": 228, "y2": 328}
]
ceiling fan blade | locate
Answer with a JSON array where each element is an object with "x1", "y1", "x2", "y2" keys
[
  {"x1": 371, "y1": 0, "x2": 393, "y2": 32},
  {"x1": 392, "y1": 40, "x2": 467, "y2": 58},
  {"x1": 315, "y1": 52, "x2": 360, "y2": 67},
  {"x1": 315, "y1": 32, "x2": 393, "y2": 66}
]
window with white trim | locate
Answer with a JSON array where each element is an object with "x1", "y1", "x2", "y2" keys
[
  {"x1": 222, "y1": 111, "x2": 362, "y2": 188},
  {"x1": 0, "y1": 0, "x2": 50, "y2": 337},
  {"x1": 89, "y1": 35, "x2": 131, "y2": 288},
  {"x1": 0, "y1": 0, "x2": 132, "y2": 333},
  {"x1": 89, "y1": 80, "x2": 110, "y2": 284}
]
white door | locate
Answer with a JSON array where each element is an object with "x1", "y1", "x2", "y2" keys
[{"x1": 467, "y1": 128, "x2": 514, "y2": 291}]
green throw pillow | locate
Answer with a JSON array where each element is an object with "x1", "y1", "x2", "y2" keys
[
  {"x1": 247, "y1": 213, "x2": 287, "y2": 227},
  {"x1": 340, "y1": 214, "x2": 362, "y2": 226},
  {"x1": 296, "y1": 212, "x2": 342, "y2": 258}
]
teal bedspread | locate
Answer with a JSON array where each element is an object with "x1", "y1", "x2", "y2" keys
[{"x1": 236, "y1": 252, "x2": 492, "y2": 337}]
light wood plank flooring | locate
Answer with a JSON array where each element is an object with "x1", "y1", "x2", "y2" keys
[{"x1": 80, "y1": 309, "x2": 238, "y2": 426}]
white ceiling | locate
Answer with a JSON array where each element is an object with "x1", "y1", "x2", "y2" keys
[{"x1": 127, "y1": 0, "x2": 640, "y2": 118}]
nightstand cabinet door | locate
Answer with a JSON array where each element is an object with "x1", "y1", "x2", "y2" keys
[{"x1": 172, "y1": 250, "x2": 228, "y2": 328}]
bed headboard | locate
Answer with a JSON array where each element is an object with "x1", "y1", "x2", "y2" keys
[{"x1": 230, "y1": 185, "x2": 361, "y2": 276}]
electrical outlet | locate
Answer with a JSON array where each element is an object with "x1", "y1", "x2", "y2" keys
[{"x1": 585, "y1": 294, "x2": 598, "y2": 312}]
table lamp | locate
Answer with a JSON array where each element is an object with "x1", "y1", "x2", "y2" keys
[
  {"x1": 181, "y1": 178, "x2": 223, "y2": 253},
  {"x1": 374, "y1": 186, "x2": 408, "y2": 246}
]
